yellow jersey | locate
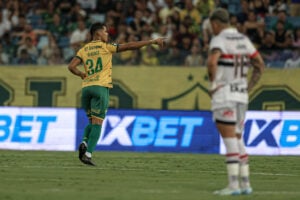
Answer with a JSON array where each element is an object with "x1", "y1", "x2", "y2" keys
[{"x1": 76, "y1": 40, "x2": 118, "y2": 88}]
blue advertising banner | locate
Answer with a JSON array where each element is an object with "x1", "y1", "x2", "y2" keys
[{"x1": 76, "y1": 109, "x2": 220, "y2": 153}]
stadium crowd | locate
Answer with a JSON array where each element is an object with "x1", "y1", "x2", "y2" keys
[{"x1": 0, "y1": 0, "x2": 299, "y2": 68}]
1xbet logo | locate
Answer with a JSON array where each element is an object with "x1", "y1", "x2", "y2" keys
[
  {"x1": 244, "y1": 119, "x2": 300, "y2": 147},
  {"x1": 99, "y1": 115, "x2": 204, "y2": 147}
]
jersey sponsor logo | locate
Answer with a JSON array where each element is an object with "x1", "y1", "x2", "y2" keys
[{"x1": 222, "y1": 110, "x2": 234, "y2": 118}]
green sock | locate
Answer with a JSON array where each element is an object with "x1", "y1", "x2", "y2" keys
[
  {"x1": 82, "y1": 124, "x2": 92, "y2": 143},
  {"x1": 87, "y1": 124, "x2": 101, "y2": 154}
]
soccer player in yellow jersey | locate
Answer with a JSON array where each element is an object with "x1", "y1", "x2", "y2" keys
[{"x1": 68, "y1": 22, "x2": 165, "y2": 166}]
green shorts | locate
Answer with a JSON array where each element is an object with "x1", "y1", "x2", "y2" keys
[{"x1": 81, "y1": 85, "x2": 109, "y2": 120}]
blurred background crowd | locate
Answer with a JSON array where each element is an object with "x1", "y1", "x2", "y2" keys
[{"x1": 0, "y1": 0, "x2": 299, "y2": 68}]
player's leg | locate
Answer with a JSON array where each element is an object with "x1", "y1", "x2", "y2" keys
[
  {"x1": 213, "y1": 106, "x2": 241, "y2": 196},
  {"x1": 82, "y1": 86, "x2": 109, "y2": 166},
  {"x1": 236, "y1": 103, "x2": 252, "y2": 194},
  {"x1": 78, "y1": 87, "x2": 92, "y2": 160}
]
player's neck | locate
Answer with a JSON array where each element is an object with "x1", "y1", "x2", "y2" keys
[
  {"x1": 218, "y1": 24, "x2": 230, "y2": 34},
  {"x1": 92, "y1": 36, "x2": 103, "y2": 42}
]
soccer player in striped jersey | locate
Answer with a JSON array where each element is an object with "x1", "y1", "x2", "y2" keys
[
  {"x1": 68, "y1": 22, "x2": 165, "y2": 166},
  {"x1": 206, "y1": 8, "x2": 265, "y2": 195}
]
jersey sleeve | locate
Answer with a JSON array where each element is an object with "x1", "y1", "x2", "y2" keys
[
  {"x1": 75, "y1": 49, "x2": 83, "y2": 62},
  {"x1": 245, "y1": 37, "x2": 259, "y2": 58},
  {"x1": 209, "y1": 36, "x2": 225, "y2": 52},
  {"x1": 106, "y1": 43, "x2": 119, "y2": 53}
]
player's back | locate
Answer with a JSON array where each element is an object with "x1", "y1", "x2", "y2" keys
[
  {"x1": 76, "y1": 40, "x2": 118, "y2": 88},
  {"x1": 212, "y1": 28, "x2": 257, "y2": 85}
]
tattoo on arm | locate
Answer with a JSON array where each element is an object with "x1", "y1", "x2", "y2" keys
[
  {"x1": 248, "y1": 56, "x2": 264, "y2": 91},
  {"x1": 207, "y1": 49, "x2": 221, "y2": 82}
]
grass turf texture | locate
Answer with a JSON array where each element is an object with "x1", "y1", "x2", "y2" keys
[{"x1": 0, "y1": 151, "x2": 299, "y2": 200}]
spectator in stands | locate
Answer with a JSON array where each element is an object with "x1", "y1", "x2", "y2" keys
[
  {"x1": 127, "y1": 10, "x2": 146, "y2": 35},
  {"x1": 69, "y1": 3, "x2": 87, "y2": 23},
  {"x1": 284, "y1": 48, "x2": 300, "y2": 68},
  {"x1": 78, "y1": 0, "x2": 97, "y2": 12},
  {"x1": 0, "y1": 43, "x2": 9, "y2": 64},
  {"x1": 243, "y1": 10, "x2": 265, "y2": 46},
  {"x1": 185, "y1": 44, "x2": 204, "y2": 67},
  {"x1": 107, "y1": 1, "x2": 124, "y2": 25},
  {"x1": 70, "y1": 19, "x2": 88, "y2": 52},
  {"x1": 48, "y1": 47, "x2": 65, "y2": 65},
  {"x1": 274, "y1": 21, "x2": 293, "y2": 48},
  {"x1": 259, "y1": 31, "x2": 280, "y2": 66},
  {"x1": 11, "y1": 14, "x2": 26, "y2": 33},
  {"x1": 180, "y1": 0, "x2": 202, "y2": 25},
  {"x1": 170, "y1": 10, "x2": 181, "y2": 30},
  {"x1": 0, "y1": 10, "x2": 11, "y2": 38},
  {"x1": 1, "y1": 33, "x2": 16, "y2": 63},
  {"x1": 164, "y1": 38, "x2": 185, "y2": 66},
  {"x1": 39, "y1": 1, "x2": 57, "y2": 25},
  {"x1": 12, "y1": 22, "x2": 48, "y2": 46},
  {"x1": 48, "y1": 13, "x2": 67, "y2": 41},
  {"x1": 4, "y1": 0, "x2": 20, "y2": 28},
  {"x1": 292, "y1": 27, "x2": 300, "y2": 48},
  {"x1": 236, "y1": 0, "x2": 249, "y2": 24},
  {"x1": 37, "y1": 33, "x2": 63, "y2": 65},
  {"x1": 201, "y1": 14, "x2": 213, "y2": 53},
  {"x1": 96, "y1": 0, "x2": 115, "y2": 14},
  {"x1": 195, "y1": 0, "x2": 215, "y2": 19},
  {"x1": 57, "y1": 0, "x2": 74, "y2": 15},
  {"x1": 147, "y1": 0, "x2": 166, "y2": 13},
  {"x1": 179, "y1": 35, "x2": 192, "y2": 60},
  {"x1": 174, "y1": 23, "x2": 195, "y2": 46},
  {"x1": 140, "y1": 34, "x2": 159, "y2": 66},
  {"x1": 151, "y1": 24, "x2": 173, "y2": 44},
  {"x1": 17, "y1": 49, "x2": 36, "y2": 65},
  {"x1": 230, "y1": 14, "x2": 243, "y2": 33},
  {"x1": 290, "y1": 0, "x2": 300, "y2": 17},
  {"x1": 17, "y1": 36, "x2": 38, "y2": 60},
  {"x1": 272, "y1": 10, "x2": 294, "y2": 31},
  {"x1": 270, "y1": 0, "x2": 288, "y2": 14},
  {"x1": 252, "y1": 0, "x2": 269, "y2": 19},
  {"x1": 0, "y1": 0, "x2": 297, "y2": 67},
  {"x1": 159, "y1": 0, "x2": 180, "y2": 24}
]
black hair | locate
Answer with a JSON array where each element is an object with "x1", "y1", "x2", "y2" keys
[{"x1": 90, "y1": 22, "x2": 105, "y2": 37}]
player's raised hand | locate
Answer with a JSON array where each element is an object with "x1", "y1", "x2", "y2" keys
[{"x1": 151, "y1": 37, "x2": 168, "y2": 49}]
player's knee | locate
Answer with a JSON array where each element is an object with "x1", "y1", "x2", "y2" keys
[
  {"x1": 91, "y1": 117, "x2": 103, "y2": 125},
  {"x1": 236, "y1": 133, "x2": 242, "y2": 139}
]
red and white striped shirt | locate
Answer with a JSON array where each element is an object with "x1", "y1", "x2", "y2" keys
[{"x1": 209, "y1": 28, "x2": 258, "y2": 107}]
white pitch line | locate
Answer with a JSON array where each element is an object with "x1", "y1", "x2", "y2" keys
[
  {"x1": 0, "y1": 165, "x2": 299, "y2": 177},
  {"x1": 254, "y1": 191, "x2": 300, "y2": 195}
]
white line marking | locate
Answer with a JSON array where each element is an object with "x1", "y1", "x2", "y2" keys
[{"x1": 0, "y1": 165, "x2": 299, "y2": 177}]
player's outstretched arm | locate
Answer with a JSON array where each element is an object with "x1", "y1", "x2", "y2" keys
[
  {"x1": 248, "y1": 53, "x2": 264, "y2": 92},
  {"x1": 118, "y1": 37, "x2": 166, "y2": 52},
  {"x1": 68, "y1": 57, "x2": 87, "y2": 80}
]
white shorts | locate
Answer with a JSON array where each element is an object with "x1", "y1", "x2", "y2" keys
[{"x1": 212, "y1": 102, "x2": 247, "y2": 134}]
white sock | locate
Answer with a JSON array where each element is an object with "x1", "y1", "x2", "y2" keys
[
  {"x1": 223, "y1": 138, "x2": 240, "y2": 189},
  {"x1": 85, "y1": 152, "x2": 92, "y2": 158},
  {"x1": 238, "y1": 138, "x2": 251, "y2": 188},
  {"x1": 237, "y1": 138, "x2": 247, "y2": 156}
]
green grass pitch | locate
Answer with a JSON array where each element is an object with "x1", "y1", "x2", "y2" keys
[{"x1": 0, "y1": 150, "x2": 299, "y2": 200}]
